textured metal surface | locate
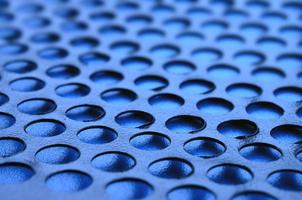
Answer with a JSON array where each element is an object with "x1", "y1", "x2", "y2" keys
[{"x1": 0, "y1": 0, "x2": 301, "y2": 199}]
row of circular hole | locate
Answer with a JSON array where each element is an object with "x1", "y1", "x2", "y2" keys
[
  {"x1": 1, "y1": 43, "x2": 301, "y2": 75},
  {"x1": 15, "y1": 30, "x2": 300, "y2": 54},
  {"x1": 1, "y1": 159, "x2": 301, "y2": 196},
  {"x1": 3, "y1": 11, "x2": 300, "y2": 41},
  {"x1": 0, "y1": 0, "x2": 300, "y2": 34},
  {"x1": 1, "y1": 132, "x2": 300, "y2": 163},
  {"x1": 4, "y1": 0, "x2": 302, "y2": 13},
  {"x1": 3, "y1": 57, "x2": 302, "y2": 88},
  {"x1": 3, "y1": 59, "x2": 301, "y2": 92},
  {"x1": 6, "y1": 75, "x2": 302, "y2": 102},
  {"x1": 1, "y1": 109, "x2": 302, "y2": 143},
  {"x1": 4, "y1": 93, "x2": 297, "y2": 121},
  {"x1": 4, "y1": 59, "x2": 301, "y2": 82}
]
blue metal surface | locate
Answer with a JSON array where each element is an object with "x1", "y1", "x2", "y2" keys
[{"x1": 0, "y1": 0, "x2": 301, "y2": 199}]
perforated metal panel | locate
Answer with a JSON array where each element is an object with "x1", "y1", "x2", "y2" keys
[{"x1": 0, "y1": 0, "x2": 301, "y2": 199}]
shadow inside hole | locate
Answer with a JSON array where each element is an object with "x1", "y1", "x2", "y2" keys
[
  {"x1": 166, "y1": 115, "x2": 206, "y2": 134},
  {"x1": 115, "y1": 111, "x2": 154, "y2": 129},
  {"x1": 218, "y1": 119, "x2": 258, "y2": 139}
]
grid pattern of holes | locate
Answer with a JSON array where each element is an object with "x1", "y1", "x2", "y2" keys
[{"x1": 0, "y1": 0, "x2": 301, "y2": 199}]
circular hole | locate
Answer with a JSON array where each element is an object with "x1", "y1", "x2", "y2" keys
[
  {"x1": 126, "y1": 14, "x2": 152, "y2": 29},
  {"x1": 31, "y1": 32, "x2": 60, "y2": 44},
  {"x1": 149, "y1": 158, "x2": 193, "y2": 179},
  {"x1": 149, "y1": 93, "x2": 184, "y2": 110},
  {"x1": 271, "y1": 124, "x2": 302, "y2": 144},
  {"x1": 164, "y1": 60, "x2": 196, "y2": 75},
  {"x1": 218, "y1": 120, "x2": 258, "y2": 139},
  {"x1": 121, "y1": 56, "x2": 152, "y2": 71},
  {"x1": 280, "y1": 26, "x2": 302, "y2": 41},
  {"x1": 56, "y1": 83, "x2": 90, "y2": 98},
  {"x1": 184, "y1": 137, "x2": 225, "y2": 158},
  {"x1": 101, "y1": 88, "x2": 137, "y2": 105},
  {"x1": 36, "y1": 144, "x2": 80, "y2": 164},
  {"x1": 239, "y1": 143, "x2": 282, "y2": 162},
  {"x1": 115, "y1": 110, "x2": 154, "y2": 129},
  {"x1": 81, "y1": 0, "x2": 103, "y2": 7},
  {"x1": 0, "y1": 27, "x2": 21, "y2": 40},
  {"x1": 224, "y1": 9, "x2": 249, "y2": 23},
  {"x1": 46, "y1": 170, "x2": 92, "y2": 192},
  {"x1": 23, "y1": 17, "x2": 50, "y2": 28},
  {"x1": 277, "y1": 54, "x2": 302, "y2": 70},
  {"x1": 134, "y1": 75, "x2": 168, "y2": 91},
  {"x1": 90, "y1": 11, "x2": 115, "y2": 23},
  {"x1": 54, "y1": 7, "x2": 78, "y2": 18},
  {"x1": 267, "y1": 170, "x2": 302, "y2": 191},
  {"x1": 187, "y1": 7, "x2": 211, "y2": 20},
  {"x1": 232, "y1": 191, "x2": 277, "y2": 200},
  {"x1": 251, "y1": 67, "x2": 285, "y2": 82},
  {"x1": 0, "y1": 43, "x2": 27, "y2": 55},
  {"x1": 234, "y1": 51, "x2": 265, "y2": 66},
  {"x1": 61, "y1": 21, "x2": 87, "y2": 32},
  {"x1": 3, "y1": 60, "x2": 37, "y2": 74},
  {"x1": 163, "y1": 18, "x2": 190, "y2": 32},
  {"x1": 227, "y1": 83, "x2": 261, "y2": 98},
  {"x1": 283, "y1": 2, "x2": 302, "y2": 16},
  {"x1": 0, "y1": 137, "x2": 25, "y2": 157},
  {"x1": 210, "y1": 0, "x2": 233, "y2": 9},
  {"x1": 18, "y1": 98, "x2": 56, "y2": 115},
  {"x1": 240, "y1": 22, "x2": 267, "y2": 38},
  {"x1": 99, "y1": 25, "x2": 126, "y2": 39},
  {"x1": 116, "y1": 2, "x2": 139, "y2": 12},
  {"x1": 0, "y1": 92, "x2": 8, "y2": 106},
  {"x1": 151, "y1": 4, "x2": 175, "y2": 17},
  {"x1": 78, "y1": 126, "x2": 117, "y2": 144},
  {"x1": 180, "y1": 79, "x2": 215, "y2": 94},
  {"x1": 0, "y1": 112, "x2": 15, "y2": 129},
  {"x1": 110, "y1": 41, "x2": 139, "y2": 55},
  {"x1": 257, "y1": 37, "x2": 286, "y2": 52},
  {"x1": 166, "y1": 115, "x2": 206, "y2": 134},
  {"x1": 274, "y1": 86, "x2": 302, "y2": 102},
  {"x1": 150, "y1": 44, "x2": 179, "y2": 58},
  {"x1": 25, "y1": 119, "x2": 66, "y2": 137},
  {"x1": 246, "y1": 0, "x2": 269, "y2": 12},
  {"x1": 176, "y1": 32, "x2": 204, "y2": 46},
  {"x1": 79, "y1": 52, "x2": 109, "y2": 67},
  {"x1": 38, "y1": 47, "x2": 68, "y2": 59},
  {"x1": 246, "y1": 101, "x2": 283, "y2": 119},
  {"x1": 168, "y1": 185, "x2": 216, "y2": 200},
  {"x1": 207, "y1": 164, "x2": 253, "y2": 185},
  {"x1": 70, "y1": 36, "x2": 98, "y2": 49},
  {"x1": 66, "y1": 105, "x2": 105, "y2": 122},
  {"x1": 130, "y1": 132, "x2": 170, "y2": 151},
  {"x1": 197, "y1": 98, "x2": 233, "y2": 115},
  {"x1": 192, "y1": 48, "x2": 222, "y2": 63},
  {"x1": 201, "y1": 20, "x2": 228, "y2": 36},
  {"x1": 207, "y1": 64, "x2": 239, "y2": 79},
  {"x1": 0, "y1": 163, "x2": 34, "y2": 185},
  {"x1": 10, "y1": 77, "x2": 45, "y2": 92},
  {"x1": 217, "y1": 34, "x2": 245, "y2": 49},
  {"x1": 46, "y1": 64, "x2": 80, "y2": 79},
  {"x1": 106, "y1": 178, "x2": 153, "y2": 200},
  {"x1": 262, "y1": 12, "x2": 286, "y2": 25},
  {"x1": 17, "y1": 3, "x2": 43, "y2": 13},
  {"x1": 90, "y1": 70, "x2": 123, "y2": 85},
  {"x1": 91, "y1": 152, "x2": 135, "y2": 172},
  {"x1": 138, "y1": 28, "x2": 165, "y2": 43}
]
